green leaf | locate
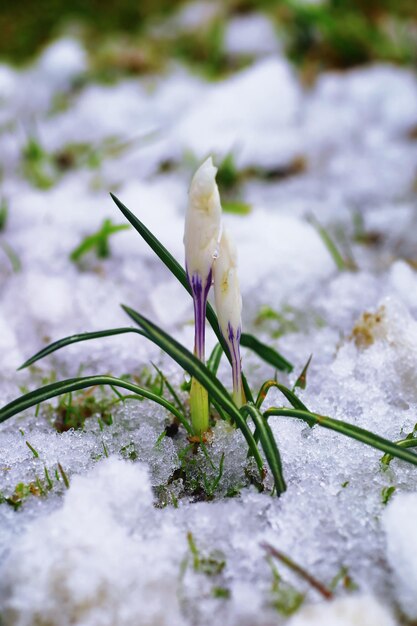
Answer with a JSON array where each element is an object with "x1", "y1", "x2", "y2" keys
[
  {"x1": 0, "y1": 375, "x2": 192, "y2": 434},
  {"x1": 110, "y1": 193, "x2": 293, "y2": 374},
  {"x1": 222, "y1": 201, "x2": 251, "y2": 215},
  {"x1": 70, "y1": 218, "x2": 130, "y2": 262},
  {"x1": 264, "y1": 407, "x2": 417, "y2": 468},
  {"x1": 256, "y1": 381, "x2": 308, "y2": 411},
  {"x1": 241, "y1": 404, "x2": 286, "y2": 495},
  {"x1": 240, "y1": 334, "x2": 293, "y2": 373},
  {"x1": 293, "y1": 354, "x2": 312, "y2": 390},
  {"x1": 18, "y1": 327, "x2": 147, "y2": 370},
  {"x1": 0, "y1": 198, "x2": 8, "y2": 231},
  {"x1": 121, "y1": 304, "x2": 265, "y2": 474},
  {"x1": 0, "y1": 241, "x2": 21, "y2": 273},
  {"x1": 207, "y1": 343, "x2": 223, "y2": 375},
  {"x1": 309, "y1": 216, "x2": 347, "y2": 271},
  {"x1": 151, "y1": 361, "x2": 185, "y2": 414},
  {"x1": 381, "y1": 435, "x2": 417, "y2": 466}
]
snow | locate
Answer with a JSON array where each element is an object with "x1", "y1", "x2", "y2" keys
[
  {"x1": 174, "y1": 57, "x2": 303, "y2": 167},
  {"x1": 0, "y1": 458, "x2": 184, "y2": 626},
  {"x1": 384, "y1": 493, "x2": 417, "y2": 620},
  {"x1": 288, "y1": 595, "x2": 396, "y2": 626},
  {"x1": 1, "y1": 12, "x2": 417, "y2": 625},
  {"x1": 224, "y1": 14, "x2": 281, "y2": 57}
]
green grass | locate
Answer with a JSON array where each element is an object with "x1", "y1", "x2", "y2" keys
[{"x1": 1, "y1": 0, "x2": 415, "y2": 76}]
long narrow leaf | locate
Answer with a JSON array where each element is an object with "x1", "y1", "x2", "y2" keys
[
  {"x1": 242, "y1": 404, "x2": 286, "y2": 495},
  {"x1": 253, "y1": 380, "x2": 308, "y2": 446},
  {"x1": 256, "y1": 381, "x2": 308, "y2": 411},
  {"x1": 121, "y1": 304, "x2": 265, "y2": 474},
  {"x1": 151, "y1": 362, "x2": 185, "y2": 414},
  {"x1": 240, "y1": 334, "x2": 293, "y2": 374},
  {"x1": 110, "y1": 193, "x2": 292, "y2": 374},
  {"x1": 18, "y1": 328, "x2": 147, "y2": 370},
  {"x1": 381, "y1": 436, "x2": 417, "y2": 465},
  {"x1": 0, "y1": 375, "x2": 192, "y2": 434},
  {"x1": 207, "y1": 343, "x2": 223, "y2": 375},
  {"x1": 264, "y1": 407, "x2": 417, "y2": 467}
]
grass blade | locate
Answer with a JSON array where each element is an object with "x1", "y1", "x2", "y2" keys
[
  {"x1": 381, "y1": 436, "x2": 417, "y2": 466},
  {"x1": 0, "y1": 375, "x2": 192, "y2": 434},
  {"x1": 207, "y1": 343, "x2": 223, "y2": 375},
  {"x1": 110, "y1": 193, "x2": 292, "y2": 373},
  {"x1": 18, "y1": 328, "x2": 147, "y2": 370},
  {"x1": 264, "y1": 407, "x2": 417, "y2": 467},
  {"x1": 240, "y1": 334, "x2": 293, "y2": 374},
  {"x1": 310, "y1": 216, "x2": 347, "y2": 271},
  {"x1": 293, "y1": 354, "x2": 312, "y2": 391},
  {"x1": 242, "y1": 404, "x2": 286, "y2": 495},
  {"x1": 151, "y1": 362, "x2": 185, "y2": 414},
  {"x1": 256, "y1": 381, "x2": 309, "y2": 411},
  {"x1": 121, "y1": 304, "x2": 265, "y2": 474}
]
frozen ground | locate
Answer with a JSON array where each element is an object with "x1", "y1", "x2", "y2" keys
[{"x1": 1, "y1": 10, "x2": 417, "y2": 626}]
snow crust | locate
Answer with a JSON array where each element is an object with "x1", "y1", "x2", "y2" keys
[
  {"x1": 288, "y1": 595, "x2": 396, "y2": 626},
  {"x1": 384, "y1": 494, "x2": 417, "y2": 620},
  {"x1": 0, "y1": 458, "x2": 184, "y2": 626}
]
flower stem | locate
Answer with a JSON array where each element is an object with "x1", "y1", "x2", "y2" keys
[{"x1": 190, "y1": 377, "x2": 209, "y2": 435}]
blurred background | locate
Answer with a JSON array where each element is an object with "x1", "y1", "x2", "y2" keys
[{"x1": 1, "y1": 0, "x2": 416, "y2": 75}]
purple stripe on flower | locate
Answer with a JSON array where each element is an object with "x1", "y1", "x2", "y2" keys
[
  {"x1": 227, "y1": 321, "x2": 242, "y2": 400},
  {"x1": 187, "y1": 268, "x2": 212, "y2": 362}
]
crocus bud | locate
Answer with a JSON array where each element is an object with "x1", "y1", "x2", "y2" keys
[
  {"x1": 184, "y1": 157, "x2": 222, "y2": 434},
  {"x1": 184, "y1": 156, "x2": 222, "y2": 358},
  {"x1": 213, "y1": 230, "x2": 244, "y2": 407}
]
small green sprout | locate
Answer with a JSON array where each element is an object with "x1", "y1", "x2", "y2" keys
[
  {"x1": 293, "y1": 355, "x2": 313, "y2": 391},
  {"x1": 0, "y1": 198, "x2": 8, "y2": 231},
  {"x1": 187, "y1": 532, "x2": 226, "y2": 576},
  {"x1": 212, "y1": 586, "x2": 230, "y2": 599},
  {"x1": 0, "y1": 241, "x2": 21, "y2": 273},
  {"x1": 25, "y1": 440, "x2": 39, "y2": 458},
  {"x1": 0, "y1": 465, "x2": 59, "y2": 510},
  {"x1": 330, "y1": 565, "x2": 358, "y2": 592},
  {"x1": 268, "y1": 558, "x2": 305, "y2": 617},
  {"x1": 22, "y1": 137, "x2": 56, "y2": 190},
  {"x1": 381, "y1": 485, "x2": 396, "y2": 505},
  {"x1": 57, "y1": 463, "x2": 70, "y2": 489},
  {"x1": 70, "y1": 218, "x2": 130, "y2": 263},
  {"x1": 221, "y1": 200, "x2": 251, "y2": 215}
]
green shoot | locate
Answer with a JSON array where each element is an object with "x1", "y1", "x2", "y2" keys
[
  {"x1": 0, "y1": 241, "x2": 21, "y2": 272},
  {"x1": 293, "y1": 354, "x2": 312, "y2": 391},
  {"x1": 309, "y1": 215, "x2": 348, "y2": 271},
  {"x1": 381, "y1": 485, "x2": 396, "y2": 505},
  {"x1": 25, "y1": 440, "x2": 39, "y2": 458},
  {"x1": 187, "y1": 532, "x2": 226, "y2": 576},
  {"x1": 70, "y1": 218, "x2": 130, "y2": 262},
  {"x1": 57, "y1": 463, "x2": 70, "y2": 488},
  {"x1": 267, "y1": 557, "x2": 305, "y2": 617},
  {"x1": 0, "y1": 198, "x2": 7, "y2": 231},
  {"x1": 222, "y1": 200, "x2": 251, "y2": 215}
]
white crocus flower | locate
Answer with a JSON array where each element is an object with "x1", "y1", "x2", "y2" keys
[
  {"x1": 213, "y1": 229, "x2": 244, "y2": 407},
  {"x1": 184, "y1": 157, "x2": 222, "y2": 434}
]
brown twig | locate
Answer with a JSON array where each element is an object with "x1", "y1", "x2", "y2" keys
[{"x1": 261, "y1": 542, "x2": 333, "y2": 600}]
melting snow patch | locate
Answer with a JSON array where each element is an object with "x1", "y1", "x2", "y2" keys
[{"x1": 0, "y1": 458, "x2": 184, "y2": 626}]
